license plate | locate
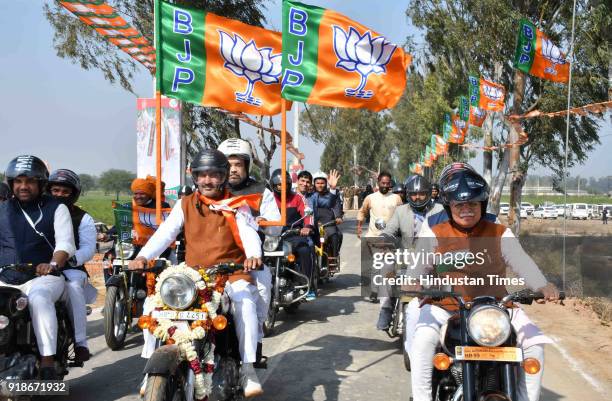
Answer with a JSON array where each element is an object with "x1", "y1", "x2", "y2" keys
[
  {"x1": 152, "y1": 310, "x2": 207, "y2": 321},
  {"x1": 454, "y1": 346, "x2": 523, "y2": 362}
]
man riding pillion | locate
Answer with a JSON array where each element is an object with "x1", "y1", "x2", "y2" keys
[
  {"x1": 47, "y1": 169, "x2": 98, "y2": 364},
  {"x1": 0, "y1": 155, "x2": 76, "y2": 379},
  {"x1": 408, "y1": 167, "x2": 560, "y2": 401},
  {"x1": 129, "y1": 149, "x2": 266, "y2": 398},
  {"x1": 376, "y1": 174, "x2": 444, "y2": 331},
  {"x1": 217, "y1": 137, "x2": 279, "y2": 368},
  {"x1": 310, "y1": 171, "x2": 344, "y2": 265},
  {"x1": 269, "y1": 169, "x2": 317, "y2": 301}
]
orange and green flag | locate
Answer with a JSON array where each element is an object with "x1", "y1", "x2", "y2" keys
[
  {"x1": 469, "y1": 106, "x2": 487, "y2": 128},
  {"x1": 468, "y1": 75, "x2": 505, "y2": 112},
  {"x1": 514, "y1": 19, "x2": 569, "y2": 83},
  {"x1": 155, "y1": 1, "x2": 287, "y2": 115},
  {"x1": 280, "y1": 0, "x2": 411, "y2": 111}
]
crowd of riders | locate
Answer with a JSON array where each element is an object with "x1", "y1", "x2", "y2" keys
[{"x1": 0, "y1": 148, "x2": 560, "y2": 400}]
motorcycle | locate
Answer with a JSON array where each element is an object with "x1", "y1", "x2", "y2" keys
[
  {"x1": 102, "y1": 237, "x2": 147, "y2": 350},
  {"x1": 413, "y1": 288, "x2": 565, "y2": 401},
  {"x1": 262, "y1": 214, "x2": 316, "y2": 336},
  {"x1": 0, "y1": 264, "x2": 81, "y2": 397},
  {"x1": 139, "y1": 262, "x2": 246, "y2": 401},
  {"x1": 315, "y1": 220, "x2": 341, "y2": 281}
]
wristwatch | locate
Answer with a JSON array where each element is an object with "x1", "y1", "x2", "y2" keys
[{"x1": 50, "y1": 262, "x2": 58, "y2": 271}]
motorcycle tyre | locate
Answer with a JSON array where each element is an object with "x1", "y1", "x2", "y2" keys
[{"x1": 104, "y1": 285, "x2": 128, "y2": 350}]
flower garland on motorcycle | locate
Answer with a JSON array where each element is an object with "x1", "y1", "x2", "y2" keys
[{"x1": 138, "y1": 263, "x2": 231, "y2": 401}]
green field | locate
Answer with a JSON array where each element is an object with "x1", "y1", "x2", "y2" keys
[
  {"x1": 77, "y1": 191, "x2": 131, "y2": 224},
  {"x1": 500, "y1": 194, "x2": 612, "y2": 205}
]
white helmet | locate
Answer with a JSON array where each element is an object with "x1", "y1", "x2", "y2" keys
[
  {"x1": 313, "y1": 171, "x2": 328, "y2": 182},
  {"x1": 218, "y1": 138, "x2": 252, "y2": 172}
]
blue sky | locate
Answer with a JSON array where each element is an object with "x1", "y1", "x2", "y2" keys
[{"x1": 0, "y1": 1, "x2": 609, "y2": 179}]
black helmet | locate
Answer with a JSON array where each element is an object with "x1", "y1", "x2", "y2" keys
[
  {"x1": 438, "y1": 162, "x2": 477, "y2": 185},
  {"x1": 0, "y1": 182, "x2": 9, "y2": 200},
  {"x1": 439, "y1": 169, "x2": 489, "y2": 206},
  {"x1": 404, "y1": 174, "x2": 431, "y2": 210},
  {"x1": 431, "y1": 183, "x2": 440, "y2": 191},
  {"x1": 48, "y1": 169, "x2": 81, "y2": 204},
  {"x1": 5, "y1": 155, "x2": 49, "y2": 193},
  {"x1": 178, "y1": 185, "x2": 193, "y2": 197},
  {"x1": 190, "y1": 149, "x2": 229, "y2": 183},
  {"x1": 269, "y1": 168, "x2": 292, "y2": 195},
  {"x1": 392, "y1": 182, "x2": 405, "y2": 195}
]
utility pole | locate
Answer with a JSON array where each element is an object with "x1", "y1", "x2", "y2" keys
[{"x1": 293, "y1": 102, "x2": 300, "y2": 167}]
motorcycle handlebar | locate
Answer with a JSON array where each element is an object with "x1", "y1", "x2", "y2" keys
[{"x1": 404, "y1": 288, "x2": 566, "y2": 305}]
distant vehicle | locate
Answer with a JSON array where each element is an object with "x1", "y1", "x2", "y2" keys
[
  {"x1": 553, "y1": 204, "x2": 568, "y2": 217},
  {"x1": 499, "y1": 202, "x2": 510, "y2": 215},
  {"x1": 533, "y1": 206, "x2": 558, "y2": 219},
  {"x1": 570, "y1": 203, "x2": 589, "y2": 220},
  {"x1": 519, "y1": 208, "x2": 528, "y2": 219},
  {"x1": 521, "y1": 202, "x2": 535, "y2": 215}
]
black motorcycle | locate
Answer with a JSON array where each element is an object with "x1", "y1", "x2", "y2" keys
[
  {"x1": 0, "y1": 264, "x2": 81, "y2": 394},
  {"x1": 262, "y1": 215, "x2": 316, "y2": 336},
  {"x1": 141, "y1": 263, "x2": 246, "y2": 401},
  {"x1": 102, "y1": 237, "x2": 147, "y2": 350},
  {"x1": 413, "y1": 288, "x2": 564, "y2": 401}
]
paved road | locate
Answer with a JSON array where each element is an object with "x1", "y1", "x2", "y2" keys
[{"x1": 57, "y1": 215, "x2": 605, "y2": 401}]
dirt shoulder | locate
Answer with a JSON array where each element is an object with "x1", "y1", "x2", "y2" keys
[{"x1": 523, "y1": 299, "x2": 612, "y2": 393}]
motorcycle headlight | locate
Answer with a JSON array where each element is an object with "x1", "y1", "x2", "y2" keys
[
  {"x1": 159, "y1": 274, "x2": 197, "y2": 310},
  {"x1": 263, "y1": 236, "x2": 281, "y2": 252},
  {"x1": 467, "y1": 305, "x2": 511, "y2": 347},
  {"x1": 115, "y1": 242, "x2": 135, "y2": 259}
]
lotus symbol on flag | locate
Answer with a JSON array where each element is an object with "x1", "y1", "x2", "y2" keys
[
  {"x1": 332, "y1": 26, "x2": 397, "y2": 99},
  {"x1": 482, "y1": 84, "x2": 503, "y2": 101},
  {"x1": 219, "y1": 30, "x2": 282, "y2": 106},
  {"x1": 541, "y1": 38, "x2": 567, "y2": 76}
]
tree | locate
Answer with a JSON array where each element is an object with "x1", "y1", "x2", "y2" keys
[
  {"x1": 78, "y1": 173, "x2": 96, "y2": 195},
  {"x1": 98, "y1": 169, "x2": 136, "y2": 200},
  {"x1": 407, "y1": 0, "x2": 611, "y2": 233},
  {"x1": 44, "y1": 0, "x2": 269, "y2": 155}
]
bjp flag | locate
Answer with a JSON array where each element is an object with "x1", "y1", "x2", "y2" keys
[
  {"x1": 156, "y1": 1, "x2": 288, "y2": 115},
  {"x1": 281, "y1": 0, "x2": 411, "y2": 111},
  {"x1": 469, "y1": 75, "x2": 505, "y2": 112},
  {"x1": 514, "y1": 19, "x2": 569, "y2": 83}
]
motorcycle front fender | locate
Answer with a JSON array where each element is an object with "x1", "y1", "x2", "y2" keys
[
  {"x1": 105, "y1": 274, "x2": 124, "y2": 289},
  {"x1": 143, "y1": 344, "x2": 181, "y2": 375}
]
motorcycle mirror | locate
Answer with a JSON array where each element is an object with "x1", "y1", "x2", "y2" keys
[{"x1": 374, "y1": 218, "x2": 386, "y2": 230}]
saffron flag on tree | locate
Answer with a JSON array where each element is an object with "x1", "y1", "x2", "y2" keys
[
  {"x1": 280, "y1": 0, "x2": 411, "y2": 111},
  {"x1": 469, "y1": 106, "x2": 487, "y2": 128},
  {"x1": 469, "y1": 76, "x2": 505, "y2": 112},
  {"x1": 156, "y1": 1, "x2": 287, "y2": 115},
  {"x1": 514, "y1": 18, "x2": 569, "y2": 83}
]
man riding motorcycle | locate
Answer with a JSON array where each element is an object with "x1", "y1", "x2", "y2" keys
[
  {"x1": 392, "y1": 182, "x2": 407, "y2": 204},
  {"x1": 47, "y1": 168, "x2": 97, "y2": 364},
  {"x1": 0, "y1": 155, "x2": 76, "y2": 379},
  {"x1": 218, "y1": 137, "x2": 280, "y2": 367},
  {"x1": 376, "y1": 174, "x2": 444, "y2": 331},
  {"x1": 310, "y1": 171, "x2": 344, "y2": 266},
  {"x1": 269, "y1": 169, "x2": 317, "y2": 301},
  {"x1": 129, "y1": 149, "x2": 265, "y2": 398},
  {"x1": 296, "y1": 170, "x2": 314, "y2": 200},
  {"x1": 408, "y1": 167, "x2": 560, "y2": 401},
  {"x1": 430, "y1": 183, "x2": 440, "y2": 204}
]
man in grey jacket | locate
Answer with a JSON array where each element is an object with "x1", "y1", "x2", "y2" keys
[{"x1": 376, "y1": 175, "x2": 444, "y2": 330}]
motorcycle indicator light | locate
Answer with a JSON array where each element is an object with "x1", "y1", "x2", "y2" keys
[
  {"x1": 433, "y1": 353, "x2": 451, "y2": 370},
  {"x1": 522, "y1": 358, "x2": 541, "y2": 374},
  {"x1": 0, "y1": 315, "x2": 9, "y2": 330},
  {"x1": 213, "y1": 315, "x2": 228, "y2": 331},
  {"x1": 15, "y1": 296, "x2": 28, "y2": 311},
  {"x1": 286, "y1": 254, "x2": 296, "y2": 263}
]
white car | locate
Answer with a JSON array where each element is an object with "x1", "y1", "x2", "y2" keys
[
  {"x1": 521, "y1": 202, "x2": 535, "y2": 215},
  {"x1": 554, "y1": 204, "x2": 567, "y2": 217},
  {"x1": 499, "y1": 203, "x2": 510, "y2": 215},
  {"x1": 533, "y1": 207, "x2": 558, "y2": 219},
  {"x1": 570, "y1": 203, "x2": 589, "y2": 220}
]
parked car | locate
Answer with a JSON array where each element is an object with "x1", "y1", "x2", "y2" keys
[
  {"x1": 521, "y1": 202, "x2": 535, "y2": 215},
  {"x1": 553, "y1": 204, "x2": 568, "y2": 217},
  {"x1": 499, "y1": 202, "x2": 510, "y2": 215},
  {"x1": 570, "y1": 203, "x2": 589, "y2": 220},
  {"x1": 533, "y1": 206, "x2": 558, "y2": 219}
]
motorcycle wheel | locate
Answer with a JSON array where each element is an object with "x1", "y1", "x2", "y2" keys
[
  {"x1": 104, "y1": 285, "x2": 128, "y2": 350},
  {"x1": 143, "y1": 375, "x2": 184, "y2": 401},
  {"x1": 389, "y1": 300, "x2": 401, "y2": 338},
  {"x1": 284, "y1": 303, "x2": 299, "y2": 314},
  {"x1": 263, "y1": 301, "x2": 277, "y2": 337}
]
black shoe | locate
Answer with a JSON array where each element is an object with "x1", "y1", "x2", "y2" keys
[
  {"x1": 253, "y1": 342, "x2": 268, "y2": 369},
  {"x1": 75, "y1": 346, "x2": 91, "y2": 364},
  {"x1": 369, "y1": 292, "x2": 379, "y2": 303},
  {"x1": 376, "y1": 307, "x2": 393, "y2": 330},
  {"x1": 39, "y1": 366, "x2": 58, "y2": 380}
]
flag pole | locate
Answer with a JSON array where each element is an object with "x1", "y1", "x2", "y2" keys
[
  {"x1": 280, "y1": 99, "x2": 288, "y2": 225},
  {"x1": 154, "y1": 0, "x2": 162, "y2": 225}
]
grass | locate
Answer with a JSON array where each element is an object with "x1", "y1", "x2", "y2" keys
[
  {"x1": 500, "y1": 194, "x2": 612, "y2": 205},
  {"x1": 76, "y1": 191, "x2": 131, "y2": 224}
]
